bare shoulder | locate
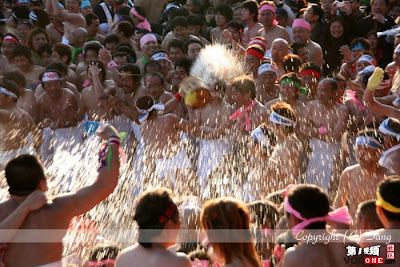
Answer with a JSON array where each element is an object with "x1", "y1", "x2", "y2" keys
[
  {"x1": 115, "y1": 245, "x2": 137, "y2": 265},
  {"x1": 283, "y1": 246, "x2": 304, "y2": 267},
  {"x1": 160, "y1": 91, "x2": 173, "y2": 102}
]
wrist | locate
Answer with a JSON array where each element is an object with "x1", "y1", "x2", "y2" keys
[{"x1": 107, "y1": 60, "x2": 118, "y2": 69}]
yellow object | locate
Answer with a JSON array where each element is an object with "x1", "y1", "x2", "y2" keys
[
  {"x1": 376, "y1": 191, "x2": 400, "y2": 213},
  {"x1": 184, "y1": 89, "x2": 198, "y2": 107},
  {"x1": 367, "y1": 67, "x2": 384, "y2": 91}
]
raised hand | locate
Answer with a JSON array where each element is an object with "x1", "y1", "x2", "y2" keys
[
  {"x1": 367, "y1": 67, "x2": 384, "y2": 91},
  {"x1": 23, "y1": 190, "x2": 47, "y2": 212},
  {"x1": 99, "y1": 48, "x2": 112, "y2": 65}
]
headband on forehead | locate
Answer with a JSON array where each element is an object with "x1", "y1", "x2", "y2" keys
[
  {"x1": 270, "y1": 111, "x2": 296, "y2": 126},
  {"x1": 120, "y1": 72, "x2": 141, "y2": 77},
  {"x1": 259, "y1": 4, "x2": 276, "y2": 14},
  {"x1": 140, "y1": 33, "x2": 157, "y2": 49},
  {"x1": 29, "y1": 11, "x2": 37, "y2": 21},
  {"x1": 356, "y1": 136, "x2": 383, "y2": 150},
  {"x1": 376, "y1": 190, "x2": 400, "y2": 213},
  {"x1": 0, "y1": 87, "x2": 17, "y2": 99},
  {"x1": 352, "y1": 42, "x2": 367, "y2": 51},
  {"x1": 136, "y1": 99, "x2": 165, "y2": 123},
  {"x1": 292, "y1": 19, "x2": 310, "y2": 31},
  {"x1": 358, "y1": 64, "x2": 376, "y2": 76},
  {"x1": 42, "y1": 72, "x2": 61, "y2": 83},
  {"x1": 258, "y1": 63, "x2": 278, "y2": 76},
  {"x1": 300, "y1": 69, "x2": 321, "y2": 79},
  {"x1": 379, "y1": 118, "x2": 400, "y2": 141},
  {"x1": 249, "y1": 38, "x2": 267, "y2": 49},
  {"x1": 3, "y1": 35, "x2": 19, "y2": 45},
  {"x1": 151, "y1": 52, "x2": 171, "y2": 62},
  {"x1": 357, "y1": 54, "x2": 377, "y2": 66},
  {"x1": 246, "y1": 47, "x2": 264, "y2": 60},
  {"x1": 280, "y1": 77, "x2": 301, "y2": 89}
]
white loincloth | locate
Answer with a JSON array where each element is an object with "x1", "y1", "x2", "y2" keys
[
  {"x1": 197, "y1": 139, "x2": 233, "y2": 187},
  {"x1": 306, "y1": 138, "x2": 341, "y2": 191},
  {"x1": 0, "y1": 135, "x2": 35, "y2": 170},
  {"x1": 155, "y1": 150, "x2": 192, "y2": 185},
  {"x1": 35, "y1": 260, "x2": 62, "y2": 267}
]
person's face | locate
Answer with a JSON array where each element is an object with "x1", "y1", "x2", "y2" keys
[
  {"x1": 242, "y1": 8, "x2": 252, "y2": 21},
  {"x1": 301, "y1": 75, "x2": 319, "y2": 96},
  {"x1": 1, "y1": 40, "x2": 16, "y2": 59},
  {"x1": 87, "y1": 19, "x2": 100, "y2": 36},
  {"x1": 215, "y1": 13, "x2": 228, "y2": 27},
  {"x1": 356, "y1": 61, "x2": 372, "y2": 73},
  {"x1": 32, "y1": 33, "x2": 48, "y2": 51},
  {"x1": 145, "y1": 75, "x2": 164, "y2": 99},
  {"x1": 81, "y1": 5, "x2": 93, "y2": 16},
  {"x1": 271, "y1": 41, "x2": 288, "y2": 62},
  {"x1": 355, "y1": 145, "x2": 381, "y2": 168},
  {"x1": 321, "y1": 0, "x2": 334, "y2": 13},
  {"x1": 292, "y1": 27, "x2": 309, "y2": 43},
  {"x1": 329, "y1": 21, "x2": 344, "y2": 39},
  {"x1": 51, "y1": 51, "x2": 62, "y2": 63},
  {"x1": 44, "y1": 80, "x2": 62, "y2": 99},
  {"x1": 231, "y1": 86, "x2": 248, "y2": 108},
  {"x1": 279, "y1": 82, "x2": 298, "y2": 102},
  {"x1": 259, "y1": 10, "x2": 275, "y2": 26},
  {"x1": 16, "y1": 23, "x2": 31, "y2": 43},
  {"x1": 113, "y1": 56, "x2": 128, "y2": 68},
  {"x1": 105, "y1": 41, "x2": 118, "y2": 55},
  {"x1": 169, "y1": 47, "x2": 185, "y2": 64},
  {"x1": 40, "y1": 52, "x2": 52, "y2": 67},
  {"x1": 368, "y1": 34, "x2": 378, "y2": 50},
  {"x1": 276, "y1": 15, "x2": 288, "y2": 27},
  {"x1": 297, "y1": 47, "x2": 309, "y2": 62},
  {"x1": 173, "y1": 25, "x2": 189, "y2": 40},
  {"x1": 304, "y1": 6, "x2": 316, "y2": 23},
  {"x1": 206, "y1": 12, "x2": 214, "y2": 23},
  {"x1": 120, "y1": 73, "x2": 135, "y2": 94},
  {"x1": 234, "y1": 7, "x2": 244, "y2": 23},
  {"x1": 174, "y1": 66, "x2": 188, "y2": 84},
  {"x1": 187, "y1": 42, "x2": 202, "y2": 61},
  {"x1": 245, "y1": 54, "x2": 261, "y2": 75},
  {"x1": 188, "y1": 24, "x2": 200, "y2": 36},
  {"x1": 85, "y1": 50, "x2": 98, "y2": 65},
  {"x1": 185, "y1": 0, "x2": 195, "y2": 13},
  {"x1": 157, "y1": 59, "x2": 172, "y2": 73},
  {"x1": 317, "y1": 80, "x2": 336, "y2": 104},
  {"x1": 393, "y1": 52, "x2": 400, "y2": 67},
  {"x1": 227, "y1": 26, "x2": 242, "y2": 43},
  {"x1": 352, "y1": 49, "x2": 365, "y2": 61},
  {"x1": 258, "y1": 71, "x2": 277, "y2": 89},
  {"x1": 14, "y1": 56, "x2": 31, "y2": 72},
  {"x1": 371, "y1": 0, "x2": 388, "y2": 16},
  {"x1": 141, "y1": 40, "x2": 157, "y2": 56},
  {"x1": 65, "y1": 0, "x2": 80, "y2": 13}
]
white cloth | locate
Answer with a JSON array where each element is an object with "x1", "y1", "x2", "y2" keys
[
  {"x1": 379, "y1": 144, "x2": 400, "y2": 167},
  {"x1": 61, "y1": 36, "x2": 69, "y2": 45},
  {"x1": 0, "y1": 135, "x2": 35, "y2": 170},
  {"x1": 155, "y1": 150, "x2": 192, "y2": 184},
  {"x1": 35, "y1": 260, "x2": 62, "y2": 267},
  {"x1": 306, "y1": 138, "x2": 341, "y2": 191}
]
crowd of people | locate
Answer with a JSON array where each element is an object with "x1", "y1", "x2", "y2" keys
[{"x1": 0, "y1": 0, "x2": 400, "y2": 266}]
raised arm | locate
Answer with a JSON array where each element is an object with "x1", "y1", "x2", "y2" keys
[
  {"x1": 49, "y1": 0, "x2": 85, "y2": 26},
  {"x1": 52, "y1": 124, "x2": 120, "y2": 219}
]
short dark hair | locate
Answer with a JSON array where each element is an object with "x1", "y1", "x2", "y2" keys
[
  {"x1": 85, "y1": 13, "x2": 99, "y2": 26},
  {"x1": 174, "y1": 58, "x2": 192, "y2": 74},
  {"x1": 170, "y1": 16, "x2": 188, "y2": 30},
  {"x1": 117, "y1": 21, "x2": 134, "y2": 38},
  {"x1": 83, "y1": 41, "x2": 102, "y2": 58},
  {"x1": 47, "y1": 62, "x2": 68, "y2": 76},
  {"x1": 168, "y1": 39, "x2": 185, "y2": 52},
  {"x1": 299, "y1": 62, "x2": 322, "y2": 77},
  {"x1": 5, "y1": 155, "x2": 46, "y2": 196},
  {"x1": 88, "y1": 243, "x2": 121, "y2": 263},
  {"x1": 290, "y1": 42, "x2": 307, "y2": 55},
  {"x1": 120, "y1": 63, "x2": 141, "y2": 82},
  {"x1": 27, "y1": 27, "x2": 50, "y2": 51},
  {"x1": 12, "y1": 44, "x2": 32, "y2": 60},
  {"x1": 183, "y1": 39, "x2": 203, "y2": 54},
  {"x1": 144, "y1": 71, "x2": 165, "y2": 85},
  {"x1": 242, "y1": 0, "x2": 259, "y2": 22},
  {"x1": 231, "y1": 75, "x2": 256, "y2": 100},
  {"x1": 115, "y1": 43, "x2": 137, "y2": 63},
  {"x1": 0, "y1": 80, "x2": 19, "y2": 103},
  {"x1": 283, "y1": 54, "x2": 303, "y2": 73},
  {"x1": 378, "y1": 177, "x2": 400, "y2": 222},
  {"x1": 104, "y1": 34, "x2": 120, "y2": 45},
  {"x1": 356, "y1": 200, "x2": 383, "y2": 229},
  {"x1": 227, "y1": 20, "x2": 244, "y2": 32},
  {"x1": 187, "y1": 14, "x2": 205, "y2": 27},
  {"x1": 144, "y1": 60, "x2": 162, "y2": 74},
  {"x1": 4, "y1": 69, "x2": 26, "y2": 88},
  {"x1": 53, "y1": 43, "x2": 73, "y2": 64},
  {"x1": 320, "y1": 78, "x2": 338, "y2": 91},
  {"x1": 216, "y1": 3, "x2": 233, "y2": 22},
  {"x1": 287, "y1": 184, "x2": 330, "y2": 229},
  {"x1": 112, "y1": 51, "x2": 130, "y2": 62},
  {"x1": 38, "y1": 43, "x2": 52, "y2": 57},
  {"x1": 309, "y1": 4, "x2": 323, "y2": 20}
]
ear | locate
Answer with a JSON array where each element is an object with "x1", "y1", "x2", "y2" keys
[
  {"x1": 38, "y1": 179, "x2": 48, "y2": 192},
  {"x1": 62, "y1": 55, "x2": 68, "y2": 64}
]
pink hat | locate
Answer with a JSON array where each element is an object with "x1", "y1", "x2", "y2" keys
[
  {"x1": 292, "y1": 19, "x2": 311, "y2": 31},
  {"x1": 140, "y1": 33, "x2": 157, "y2": 49}
]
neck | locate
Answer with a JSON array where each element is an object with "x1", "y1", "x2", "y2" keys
[
  {"x1": 264, "y1": 24, "x2": 274, "y2": 31},
  {"x1": 246, "y1": 19, "x2": 256, "y2": 27},
  {"x1": 241, "y1": 98, "x2": 254, "y2": 108}
]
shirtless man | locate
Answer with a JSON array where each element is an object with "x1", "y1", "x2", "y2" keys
[
  {"x1": 47, "y1": 0, "x2": 86, "y2": 46},
  {"x1": 282, "y1": 184, "x2": 359, "y2": 267},
  {"x1": 301, "y1": 78, "x2": 349, "y2": 192},
  {"x1": 4, "y1": 69, "x2": 38, "y2": 123},
  {"x1": 135, "y1": 33, "x2": 157, "y2": 76},
  {"x1": 0, "y1": 34, "x2": 18, "y2": 71},
  {"x1": 0, "y1": 81, "x2": 41, "y2": 170},
  {"x1": 144, "y1": 72, "x2": 185, "y2": 118},
  {"x1": 51, "y1": 43, "x2": 79, "y2": 86},
  {"x1": 259, "y1": 1, "x2": 291, "y2": 49},
  {"x1": 334, "y1": 130, "x2": 395, "y2": 217},
  {"x1": 0, "y1": 124, "x2": 121, "y2": 267},
  {"x1": 378, "y1": 118, "x2": 400, "y2": 175},
  {"x1": 256, "y1": 62, "x2": 280, "y2": 104},
  {"x1": 270, "y1": 38, "x2": 289, "y2": 77},
  {"x1": 245, "y1": 44, "x2": 264, "y2": 78},
  {"x1": 299, "y1": 63, "x2": 322, "y2": 102},
  {"x1": 12, "y1": 44, "x2": 44, "y2": 89},
  {"x1": 242, "y1": 0, "x2": 264, "y2": 46},
  {"x1": 292, "y1": 19, "x2": 323, "y2": 67}
]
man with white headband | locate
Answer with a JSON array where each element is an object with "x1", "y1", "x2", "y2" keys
[
  {"x1": 378, "y1": 118, "x2": 400, "y2": 175},
  {"x1": 258, "y1": 1, "x2": 291, "y2": 49},
  {"x1": 356, "y1": 54, "x2": 377, "y2": 73},
  {"x1": 0, "y1": 80, "x2": 41, "y2": 170},
  {"x1": 37, "y1": 70, "x2": 82, "y2": 160},
  {"x1": 150, "y1": 51, "x2": 172, "y2": 79},
  {"x1": 256, "y1": 62, "x2": 279, "y2": 104},
  {"x1": 301, "y1": 78, "x2": 349, "y2": 192},
  {"x1": 334, "y1": 129, "x2": 395, "y2": 218}
]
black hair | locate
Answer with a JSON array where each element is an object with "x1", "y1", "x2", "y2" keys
[
  {"x1": 308, "y1": 4, "x2": 323, "y2": 20},
  {"x1": 144, "y1": 60, "x2": 162, "y2": 74},
  {"x1": 183, "y1": 39, "x2": 204, "y2": 54},
  {"x1": 53, "y1": 43, "x2": 73, "y2": 64},
  {"x1": 169, "y1": 39, "x2": 185, "y2": 52},
  {"x1": 120, "y1": 63, "x2": 141, "y2": 82},
  {"x1": 356, "y1": 200, "x2": 383, "y2": 229},
  {"x1": 290, "y1": 42, "x2": 307, "y2": 55},
  {"x1": 231, "y1": 75, "x2": 256, "y2": 100},
  {"x1": 378, "y1": 177, "x2": 400, "y2": 222},
  {"x1": 174, "y1": 58, "x2": 192, "y2": 74},
  {"x1": 187, "y1": 14, "x2": 205, "y2": 27},
  {"x1": 5, "y1": 155, "x2": 45, "y2": 196},
  {"x1": 83, "y1": 41, "x2": 102, "y2": 58},
  {"x1": 242, "y1": 0, "x2": 259, "y2": 22},
  {"x1": 38, "y1": 43, "x2": 52, "y2": 57},
  {"x1": 320, "y1": 78, "x2": 338, "y2": 91},
  {"x1": 170, "y1": 16, "x2": 188, "y2": 31},
  {"x1": 85, "y1": 13, "x2": 99, "y2": 26},
  {"x1": 299, "y1": 62, "x2": 322, "y2": 76},
  {"x1": 115, "y1": 43, "x2": 137, "y2": 63},
  {"x1": 47, "y1": 62, "x2": 68, "y2": 76},
  {"x1": 3, "y1": 69, "x2": 26, "y2": 88},
  {"x1": 104, "y1": 34, "x2": 120, "y2": 45},
  {"x1": 12, "y1": 44, "x2": 32, "y2": 60},
  {"x1": 0, "y1": 80, "x2": 19, "y2": 103},
  {"x1": 227, "y1": 20, "x2": 244, "y2": 32},
  {"x1": 283, "y1": 54, "x2": 303, "y2": 73},
  {"x1": 216, "y1": 3, "x2": 233, "y2": 22},
  {"x1": 117, "y1": 21, "x2": 134, "y2": 38},
  {"x1": 144, "y1": 71, "x2": 165, "y2": 85}
]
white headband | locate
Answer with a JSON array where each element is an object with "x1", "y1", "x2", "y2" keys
[
  {"x1": 357, "y1": 55, "x2": 376, "y2": 66},
  {"x1": 0, "y1": 87, "x2": 17, "y2": 99},
  {"x1": 258, "y1": 63, "x2": 278, "y2": 76},
  {"x1": 251, "y1": 126, "x2": 273, "y2": 150},
  {"x1": 356, "y1": 136, "x2": 383, "y2": 150},
  {"x1": 151, "y1": 52, "x2": 171, "y2": 62},
  {"x1": 379, "y1": 118, "x2": 400, "y2": 141},
  {"x1": 136, "y1": 103, "x2": 165, "y2": 123},
  {"x1": 269, "y1": 111, "x2": 296, "y2": 126},
  {"x1": 42, "y1": 72, "x2": 61, "y2": 83}
]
